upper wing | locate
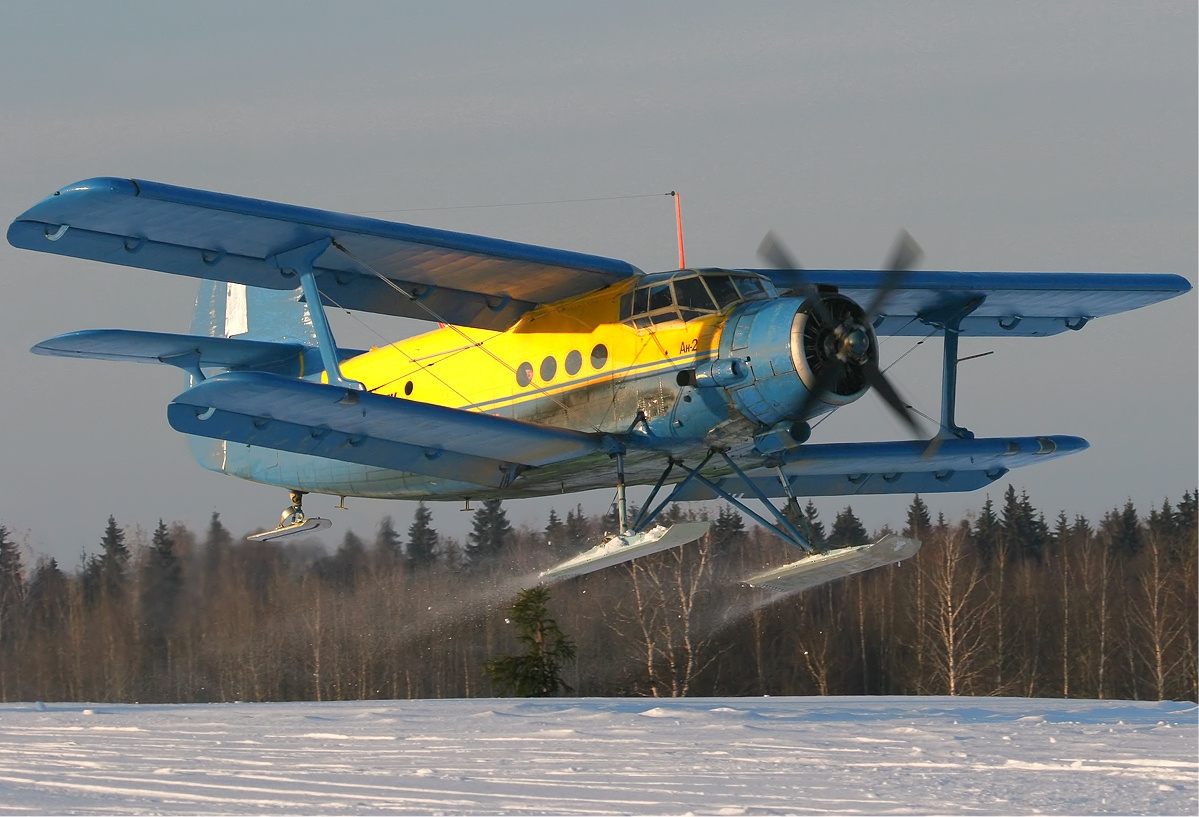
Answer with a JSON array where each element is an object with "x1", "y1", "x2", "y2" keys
[
  {"x1": 8, "y1": 178, "x2": 642, "y2": 332},
  {"x1": 758, "y1": 269, "x2": 1192, "y2": 337},
  {"x1": 167, "y1": 371, "x2": 605, "y2": 488}
]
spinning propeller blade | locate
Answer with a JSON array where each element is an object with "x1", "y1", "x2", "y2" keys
[
  {"x1": 758, "y1": 228, "x2": 932, "y2": 442},
  {"x1": 757, "y1": 230, "x2": 836, "y2": 328}
]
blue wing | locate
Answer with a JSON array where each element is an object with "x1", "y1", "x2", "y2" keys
[
  {"x1": 167, "y1": 372, "x2": 605, "y2": 488},
  {"x1": 671, "y1": 435, "x2": 1089, "y2": 499},
  {"x1": 758, "y1": 269, "x2": 1191, "y2": 337},
  {"x1": 8, "y1": 178, "x2": 642, "y2": 331},
  {"x1": 31, "y1": 329, "x2": 363, "y2": 378}
]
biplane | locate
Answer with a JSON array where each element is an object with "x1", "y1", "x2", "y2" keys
[{"x1": 8, "y1": 178, "x2": 1191, "y2": 590}]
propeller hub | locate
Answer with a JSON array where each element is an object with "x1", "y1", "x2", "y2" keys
[{"x1": 840, "y1": 325, "x2": 872, "y2": 363}]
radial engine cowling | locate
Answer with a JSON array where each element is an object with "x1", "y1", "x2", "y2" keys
[{"x1": 702, "y1": 293, "x2": 876, "y2": 429}]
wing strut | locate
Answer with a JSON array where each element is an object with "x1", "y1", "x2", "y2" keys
[
  {"x1": 920, "y1": 296, "x2": 984, "y2": 439},
  {"x1": 541, "y1": 447, "x2": 821, "y2": 582},
  {"x1": 269, "y1": 238, "x2": 363, "y2": 391}
]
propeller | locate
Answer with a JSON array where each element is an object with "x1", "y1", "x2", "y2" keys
[{"x1": 757, "y1": 229, "x2": 930, "y2": 442}]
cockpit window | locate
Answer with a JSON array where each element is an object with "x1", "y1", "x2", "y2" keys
[
  {"x1": 620, "y1": 270, "x2": 773, "y2": 328},
  {"x1": 647, "y1": 283, "x2": 673, "y2": 311},
  {"x1": 704, "y1": 275, "x2": 740, "y2": 309},
  {"x1": 734, "y1": 276, "x2": 766, "y2": 299},
  {"x1": 673, "y1": 276, "x2": 716, "y2": 320}
]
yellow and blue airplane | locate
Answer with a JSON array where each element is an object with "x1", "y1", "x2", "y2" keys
[{"x1": 8, "y1": 178, "x2": 1191, "y2": 589}]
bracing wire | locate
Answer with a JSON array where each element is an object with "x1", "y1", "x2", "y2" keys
[
  {"x1": 358, "y1": 192, "x2": 673, "y2": 216},
  {"x1": 327, "y1": 239, "x2": 605, "y2": 433}
]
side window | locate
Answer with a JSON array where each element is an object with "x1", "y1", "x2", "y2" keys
[{"x1": 619, "y1": 292, "x2": 634, "y2": 321}]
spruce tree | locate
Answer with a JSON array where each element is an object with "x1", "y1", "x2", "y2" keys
[
  {"x1": 803, "y1": 500, "x2": 826, "y2": 547},
  {"x1": 322, "y1": 530, "x2": 368, "y2": 586},
  {"x1": 904, "y1": 495, "x2": 932, "y2": 540},
  {"x1": 828, "y1": 506, "x2": 869, "y2": 547},
  {"x1": 973, "y1": 494, "x2": 1001, "y2": 562},
  {"x1": 98, "y1": 515, "x2": 130, "y2": 600},
  {"x1": 25, "y1": 557, "x2": 69, "y2": 632},
  {"x1": 0, "y1": 525, "x2": 24, "y2": 647},
  {"x1": 544, "y1": 508, "x2": 567, "y2": 555},
  {"x1": 374, "y1": 515, "x2": 403, "y2": 567},
  {"x1": 712, "y1": 505, "x2": 746, "y2": 553},
  {"x1": 1001, "y1": 485, "x2": 1048, "y2": 561},
  {"x1": 564, "y1": 504, "x2": 589, "y2": 551},
  {"x1": 405, "y1": 503, "x2": 438, "y2": 570},
  {"x1": 1105, "y1": 499, "x2": 1143, "y2": 558},
  {"x1": 466, "y1": 499, "x2": 512, "y2": 564},
  {"x1": 484, "y1": 586, "x2": 576, "y2": 697},
  {"x1": 139, "y1": 519, "x2": 182, "y2": 653}
]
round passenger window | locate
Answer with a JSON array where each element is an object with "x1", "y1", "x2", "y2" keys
[
  {"x1": 404, "y1": 381, "x2": 413, "y2": 396},
  {"x1": 516, "y1": 362, "x2": 534, "y2": 387},
  {"x1": 540, "y1": 356, "x2": 557, "y2": 382},
  {"x1": 590, "y1": 344, "x2": 608, "y2": 369},
  {"x1": 564, "y1": 349, "x2": 582, "y2": 375}
]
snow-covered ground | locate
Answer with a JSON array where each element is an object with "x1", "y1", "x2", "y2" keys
[{"x1": 0, "y1": 697, "x2": 1194, "y2": 815}]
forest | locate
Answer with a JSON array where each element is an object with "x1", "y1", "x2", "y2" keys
[{"x1": 0, "y1": 485, "x2": 1195, "y2": 703}]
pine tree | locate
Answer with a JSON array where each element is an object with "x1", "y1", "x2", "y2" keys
[
  {"x1": 466, "y1": 499, "x2": 512, "y2": 564},
  {"x1": 405, "y1": 503, "x2": 438, "y2": 570},
  {"x1": 201, "y1": 511, "x2": 233, "y2": 592},
  {"x1": 322, "y1": 529, "x2": 368, "y2": 586},
  {"x1": 1105, "y1": 499, "x2": 1143, "y2": 558},
  {"x1": 544, "y1": 508, "x2": 565, "y2": 549},
  {"x1": 711, "y1": 505, "x2": 747, "y2": 553},
  {"x1": 1177, "y1": 490, "x2": 1197, "y2": 534},
  {"x1": 904, "y1": 495, "x2": 932, "y2": 540},
  {"x1": 973, "y1": 494, "x2": 1002, "y2": 563},
  {"x1": 804, "y1": 500, "x2": 826, "y2": 547},
  {"x1": 601, "y1": 502, "x2": 622, "y2": 535},
  {"x1": 829, "y1": 506, "x2": 869, "y2": 547},
  {"x1": 25, "y1": 557, "x2": 69, "y2": 632},
  {"x1": 564, "y1": 504, "x2": 590, "y2": 551},
  {"x1": 0, "y1": 525, "x2": 24, "y2": 647},
  {"x1": 139, "y1": 519, "x2": 182, "y2": 654},
  {"x1": 374, "y1": 515, "x2": 403, "y2": 568},
  {"x1": 484, "y1": 586, "x2": 576, "y2": 697},
  {"x1": 1001, "y1": 485, "x2": 1047, "y2": 561},
  {"x1": 98, "y1": 515, "x2": 130, "y2": 600}
]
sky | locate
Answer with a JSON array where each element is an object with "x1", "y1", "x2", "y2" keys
[
  {"x1": 1, "y1": 1, "x2": 1195, "y2": 567},
  {"x1": 2, "y1": 697, "x2": 1196, "y2": 813}
]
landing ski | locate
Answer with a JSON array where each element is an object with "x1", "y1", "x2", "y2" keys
[
  {"x1": 247, "y1": 517, "x2": 332, "y2": 542},
  {"x1": 744, "y1": 533, "x2": 921, "y2": 593},
  {"x1": 540, "y1": 521, "x2": 711, "y2": 582}
]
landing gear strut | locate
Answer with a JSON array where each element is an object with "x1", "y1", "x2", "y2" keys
[{"x1": 247, "y1": 490, "x2": 332, "y2": 542}]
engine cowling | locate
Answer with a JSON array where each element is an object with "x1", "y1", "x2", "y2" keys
[{"x1": 708, "y1": 294, "x2": 876, "y2": 428}]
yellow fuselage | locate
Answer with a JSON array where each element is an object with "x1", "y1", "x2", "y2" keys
[{"x1": 339, "y1": 280, "x2": 721, "y2": 435}]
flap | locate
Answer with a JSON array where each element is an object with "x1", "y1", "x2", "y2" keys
[
  {"x1": 9, "y1": 178, "x2": 642, "y2": 332},
  {"x1": 167, "y1": 372, "x2": 603, "y2": 486},
  {"x1": 757, "y1": 269, "x2": 1192, "y2": 337}
]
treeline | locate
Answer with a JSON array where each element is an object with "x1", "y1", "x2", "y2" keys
[{"x1": 0, "y1": 487, "x2": 1194, "y2": 703}]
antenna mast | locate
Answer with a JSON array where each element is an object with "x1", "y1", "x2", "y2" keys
[{"x1": 670, "y1": 191, "x2": 686, "y2": 269}]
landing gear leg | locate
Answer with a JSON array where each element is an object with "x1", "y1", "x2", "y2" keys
[
  {"x1": 280, "y1": 490, "x2": 308, "y2": 528},
  {"x1": 247, "y1": 489, "x2": 332, "y2": 542}
]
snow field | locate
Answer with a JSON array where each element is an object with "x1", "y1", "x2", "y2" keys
[{"x1": 0, "y1": 696, "x2": 1194, "y2": 814}]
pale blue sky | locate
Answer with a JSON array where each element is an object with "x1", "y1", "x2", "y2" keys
[{"x1": 1, "y1": 1, "x2": 1194, "y2": 564}]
